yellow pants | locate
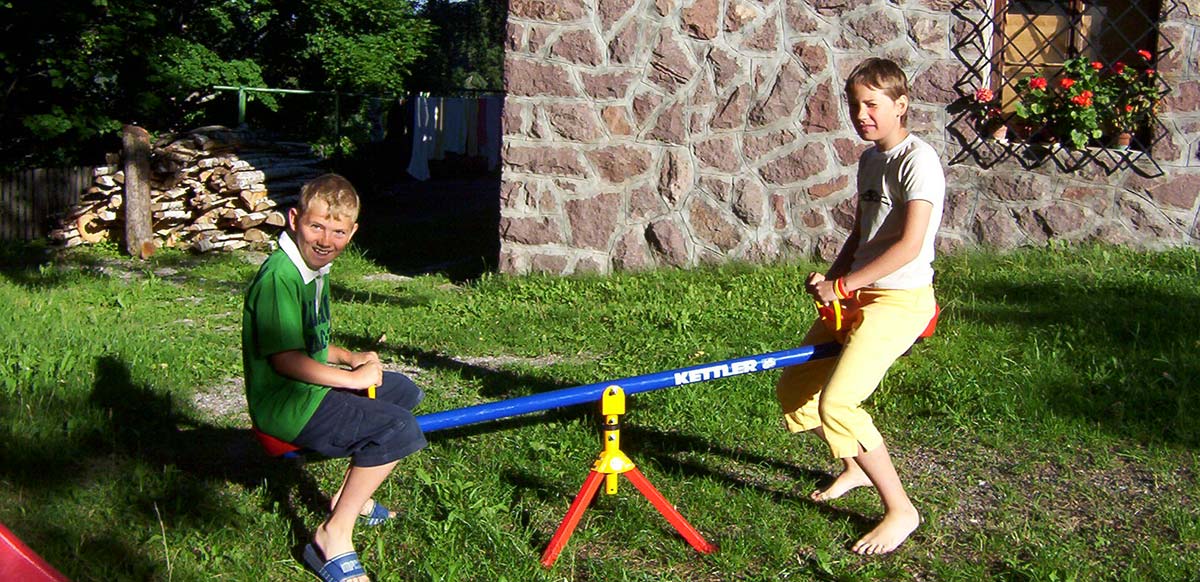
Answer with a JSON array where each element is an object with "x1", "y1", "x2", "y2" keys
[{"x1": 775, "y1": 286, "x2": 935, "y2": 458}]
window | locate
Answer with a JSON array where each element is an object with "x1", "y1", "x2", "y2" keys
[{"x1": 955, "y1": 0, "x2": 1172, "y2": 172}]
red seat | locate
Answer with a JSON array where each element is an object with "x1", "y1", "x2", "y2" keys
[
  {"x1": 920, "y1": 303, "x2": 940, "y2": 339},
  {"x1": 252, "y1": 427, "x2": 303, "y2": 458}
]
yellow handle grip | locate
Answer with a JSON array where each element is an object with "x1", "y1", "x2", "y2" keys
[{"x1": 816, "y1": 299, "x2": 843, "y2": 332}]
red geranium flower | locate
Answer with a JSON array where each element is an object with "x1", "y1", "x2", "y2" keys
[
  {"x1": 1071, "y1": 90, "x2": 1093, "y2": 107},
  {"x1": 974, "y1": 87, "x2": 995, "y2": 103},
  {"x1": 1029, "y1": 77, "x2": 1048, "y2": 90},
  {"x1": 1060, "y1": 77, "x2": 1076, "y2": 89},
  {"x1": 1146, "y1": 69, "x2": 1156, "y2": 76},
  {"x1": 1137, "y1": 49, "x2": 1152, "y2": 61},
  {"x1": 1091, "y1": 61, "x2": 1104, "y2": 70},
  {"x1": 1114, "y1": 62, "x2": 1126, "y2": 74}
]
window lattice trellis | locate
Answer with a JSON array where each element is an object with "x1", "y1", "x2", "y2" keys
[{"x1": 950, "y1": 0, "x2": 1176, "y2": 176}]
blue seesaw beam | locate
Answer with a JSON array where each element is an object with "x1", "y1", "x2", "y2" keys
[{"x1": 415, "y1": 342, "x2": 842, "y2": 433}]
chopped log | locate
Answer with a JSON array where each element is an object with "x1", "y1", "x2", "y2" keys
[
  {"x1": 157, "y1": 210, "x2": 192, "y2": 221},
  {"x1": 234, "y1": 211, "x2": 269, "y2": 229},
  {"x1": 254, "y1": 193, "x2": 301, "y2": 213},
  {"x1": 96, "y1": 175, "x2": 118, "y2": 188},
  {"x1": 238, "y1": 188, "x2": 268, "y2": 210},
  {"x1": 224, "y1": 170, "x2": 266, "y2": 192},
  {"x1": 65, "y1": 200, "x2": 105, "y2": 219},
  {"x1": 152, "y1": 199, "x2": 185, "y2": 212},
  {"x1": 76, "y1": 212, "x2": 110, "y2": 243},
  {"x1": 207, "y1": 166, "x2": 233, "y2": 190},
  {"x1": 93, "y1": 165, "x2": 118, "y2": 177},
  {"x1": 183, "y1": 219, "x2": 219, "y2": 233},
  {"x1": 109, "y1": 194, "x2": 123, "y2": 209},
  {"x1": 263, "y1": 210, "x2": 287, "y2": 227},
  {"x1": 243, "y1": 228, "x2": 271, "y2": 243}
]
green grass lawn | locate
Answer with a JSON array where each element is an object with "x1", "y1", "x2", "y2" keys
[{"x1": 1, "y1": 241, "x2": 1197, "y2": 581}]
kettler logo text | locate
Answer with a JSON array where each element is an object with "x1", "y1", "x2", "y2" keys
[{"x1": 673, "y1": 357, "x2": 778, "y2": 385}]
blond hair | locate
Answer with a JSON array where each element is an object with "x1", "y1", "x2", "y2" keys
[
  {"x1": 845, "y1": 58, "x2": 911, "y2": 124},
  {"x1": 297, "y1": 173, "x2": 360, "y2": 223}
]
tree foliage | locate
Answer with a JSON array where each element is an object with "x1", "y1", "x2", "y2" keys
[
  {"x1": 410, "y1": 0, "x2": 505, "y2": 93},
  {"x1": 0, "y1": 0, "x2": 433, "y2": 169}
]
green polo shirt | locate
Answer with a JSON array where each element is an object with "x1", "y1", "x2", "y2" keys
[{"x1": 241, "y1": 232, "x2": 333, "y2": 441}]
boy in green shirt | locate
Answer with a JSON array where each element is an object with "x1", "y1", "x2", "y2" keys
[{"x1": 242, "y1": 174, "x2": 426, "y2": 582}]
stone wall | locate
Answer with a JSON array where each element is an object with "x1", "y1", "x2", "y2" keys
[{"x1": 498, "y1": 0, "x2": 1200, "y2": 275}]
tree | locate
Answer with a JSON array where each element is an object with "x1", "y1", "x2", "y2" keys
[
  {"x1": 410, "y1": 0, "x2": 505, "y2": 93},
  {"x1": 0, "y1": 0, "x2": 432, "y2": 169},
  {"x1": 293, "y1": 0, "x2": 434, "y2": 95}
]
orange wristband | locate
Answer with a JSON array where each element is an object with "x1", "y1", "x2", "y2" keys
[{"x1": 834, "y1": 277, "x2": 851, "y2": 300}]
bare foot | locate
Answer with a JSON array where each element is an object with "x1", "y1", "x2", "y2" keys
[
  {"x1": 810, "y1": 467, "x2": 873, "y2": 502},
  {"x1": 851, "y1": 506, "x2": 920, "y2": 555}
]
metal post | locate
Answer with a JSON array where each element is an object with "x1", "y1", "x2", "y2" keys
[{"x1": 237, "y1": 87, "x2": 246, "y2": 127}]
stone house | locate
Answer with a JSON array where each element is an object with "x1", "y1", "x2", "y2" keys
[{"x1": 498, "y1": 0, "x2": 1200, "y2": 275}]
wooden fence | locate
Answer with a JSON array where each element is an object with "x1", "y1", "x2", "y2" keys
[{"x1": 0, "y1": 167, "x2": 95, "y2": 241}]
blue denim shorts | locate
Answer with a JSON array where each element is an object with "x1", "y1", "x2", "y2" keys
[{"x1": 292, "y1": 371, "x2": 428, "y2": 467}]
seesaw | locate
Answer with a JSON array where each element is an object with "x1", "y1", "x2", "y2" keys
[
  {"x1": 412, "y1": 341, "x2": 845, "y2": 566},
  {"x1": 414, "y1": 342, "x2": 843, "y2": 433},
  {"x1": 0, "y1": 521, "x2": 70, "y2": 582}
]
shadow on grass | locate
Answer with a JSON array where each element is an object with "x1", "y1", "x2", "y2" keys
[
  {"x1": 0, "y1": 356, "x2": 333, "y2": 579},
  {"x1": 330, "y1": 282, "x2": 433, "y2": 308},
  {"x1": 951, "y1": 277, "x2": 1200, "y2": 447},
  {"x1": 348, "y1": 177, "x2": 501, "y2": 283},
  {"x1": 341, "y1": 335, "x2": 574, "y2": 401}
]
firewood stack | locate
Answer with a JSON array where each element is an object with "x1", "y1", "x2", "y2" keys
[{"x1": 50, "y1": 126, "x2": 325, "y2": 252}]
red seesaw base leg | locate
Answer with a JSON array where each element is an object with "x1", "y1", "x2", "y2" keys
[
  {"x1": 625, "y1": 467, "x2": 717, "y2": 554},
  {"x1": 540, "y1": 470, "x2": 606, "y2": 567}
]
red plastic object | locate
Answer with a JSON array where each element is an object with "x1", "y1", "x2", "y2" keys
[
  {"x1": 920, "y1": 303, "x2": 940, "y2": 338},
  {"x1": 252, "y1": 427, "x2": 302, "y2": 458},
  {"x1": 540, "y1": 468, "x2": 716, "y2": 567},
  {"x1": 624, "y1": 468, "x2": 717, "y2": 555},
  {"x1": 540, "y1": 471, "x2": 606, "y2": 567},
  {"x1": 0, "y1": 521, "x2": 70, "y2": 582}
]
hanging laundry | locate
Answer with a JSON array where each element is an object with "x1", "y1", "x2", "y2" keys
[
  {"x1": 466, "y1": 97, "x2": 480, "y2": 157},
  {"x1": 406, "y1": 94, "x2": 437, "y2": 181},
  {"x1": 431, "y1": 97, "x2": 447, "y2": 161},
  {"x1": 442, "y1": 97, "x2": 468, "y2": 155}
]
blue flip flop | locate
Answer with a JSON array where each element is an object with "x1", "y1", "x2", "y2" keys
[
  {"x1": 358, "y1": 500, "x2": 394, "y2": 527},
  {"x1": 303, "y1": 543, "x2": 366, "y2": 582}
]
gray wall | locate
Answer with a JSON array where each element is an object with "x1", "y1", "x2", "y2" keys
[{"x1": 498, "y1": 0, "x2": 1200, "y2": 275}]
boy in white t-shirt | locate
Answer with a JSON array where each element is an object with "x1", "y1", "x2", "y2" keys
[{"x1": 774, "y1": 57, "x2": 945, "y2": 555}]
